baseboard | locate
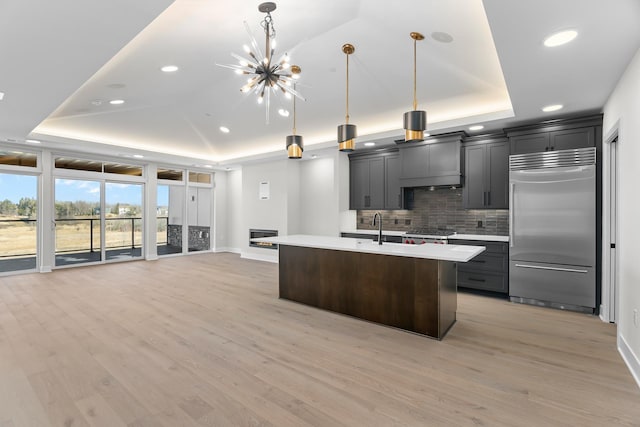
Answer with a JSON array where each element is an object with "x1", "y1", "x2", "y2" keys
[
  {"x1": 618, "y1": 333, "x2": 640, "y2": 390},
  {"x1": 40, "y1": 266, "x2": 52, "y2": 273},
  {"x1": 217, "y1": 247, "x2": 241, "y2": 254},
  {"x1": 146, "y1": 255, "x2": 159, "y2": 261},
  {"x1": 241, "y1": 251, "x2": 278, "y2": 263}
]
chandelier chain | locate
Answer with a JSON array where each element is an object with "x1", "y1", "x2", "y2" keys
[{"x1": 261, "y1": 12, "x2": 276, "y2": 39}]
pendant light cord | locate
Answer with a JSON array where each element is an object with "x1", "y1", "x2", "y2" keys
[
  {"x1": 413, "y1": 37, "x2": 418, "y2": 111},
  {"x1": 293, "y1": 82, "x2": 297, "y2": 135},
  {"x1": 345, "y1": 52, "x2": 350, "y2": 124}
]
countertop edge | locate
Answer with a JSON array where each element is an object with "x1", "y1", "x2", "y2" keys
[{"x1": 253, "y1": 235, "x2": 485, "y2": 262}]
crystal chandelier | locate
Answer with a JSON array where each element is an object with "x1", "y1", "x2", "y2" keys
[{"x1": 218, "y1": 2, "x2": 304, "y2": 124}]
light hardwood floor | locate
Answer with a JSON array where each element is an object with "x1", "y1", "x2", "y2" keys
[{"x1": 0, "y1": 253, "x2": 638, "y2": 426}]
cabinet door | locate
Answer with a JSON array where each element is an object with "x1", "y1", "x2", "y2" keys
[
  {"x1": 368, "y1": 157, "x2": 385, "y2": 209},
  {"x1": 399, "y1": 144, "x2": 429, "y2": 179},
  {"x1": 550, "y1": 127, "x2": 594, "y2": 151},
  {"x1": 510, "y1": 133, "x2": 550, "y2": 154},
  {"x1": 349, "y1": 159, "x2": 369, "y2": 210},
  {"x1": 486, "y1": 141, "x2": 509, "y2": 209},
  {"x1": 384, "y1": 155, "x2": 402, "y2": 209},
  {"x1": 462, "y1": 144, "x2": 486, "y2": 209},
  {"x1": 429, "y1": 141, "x2": 461, "y2": 177}
]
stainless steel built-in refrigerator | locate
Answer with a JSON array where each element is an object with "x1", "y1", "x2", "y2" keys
[{"x1": 509, "y1": 147, "x2": 596, "y2": 313}]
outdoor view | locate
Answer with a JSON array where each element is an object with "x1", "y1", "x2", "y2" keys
[
  {"x1": 1, "y1": 174, "x2": 172, "y2": 271},
  {"x1": 0, "y1": 173, "x2": 37, "y2": 271}
]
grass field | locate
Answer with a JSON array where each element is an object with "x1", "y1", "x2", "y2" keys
[{"x1": 0, "y1": 216, "x2": 167, "y2": 257}]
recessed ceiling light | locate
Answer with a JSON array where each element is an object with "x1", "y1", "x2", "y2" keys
[
  {"x1": 431, "y1": 32, "x2": 453, "y2": 43},
  {"x1": 424, "y1": 133, "x2": 430, "y2": 137},
  {"x1": 204, "y1": 165, "x2": 213, "y2": 169},
  {"x1": 542, "y1": 104, "x2": 564, "y2": 112},
  {"x1": 311, "y1": 154, "x2": 318, "y2": 159},
  {"x1": 544, "y1": 30, "x2": 578, "y2": 47},
  {"x1": 161, "y1": 65, "x2": 179, "y2": 73},
  {"x1": 133, "y1": 154, "x2": 144, "y2": 158},
  {"x1": 0, "y1": 92, "x2": 4, "y2": 101},
  {"x1": 109, "y1": 99, "x2": 125, "y2": 105},
  {"x1": 219, "y1": 126, "x2": 230, "y2": 133},
  {"x1": 364, "y1": 142, "x2": 376, "y2": 147},
  {"x1": 25, "y1": 139, "x2": 41, "y2": 144},
  {"x1": 469, "y1": 125, "x2": 484, "y2": 131},
  {"x1": 278, "y1": 109, "x2": 290, "y2": 117}
]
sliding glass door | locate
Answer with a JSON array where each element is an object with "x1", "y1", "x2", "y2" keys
[
  {"x1": 54, "y1": 179, "x2": 101, "y2": 266},
  {"x1": 105, "y1": 182, "x2": 143, "y2": 261},
  {"x1": 0, "y1": 173, "x2": 38, "y2": 273}
]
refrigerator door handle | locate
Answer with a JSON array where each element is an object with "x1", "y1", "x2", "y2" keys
[
  {"x1": 509, "y1": 183, "x2": 515, "y2": 247},
  {"x1": 514, "y1": 264, "x2": 589, "y2": 274}
]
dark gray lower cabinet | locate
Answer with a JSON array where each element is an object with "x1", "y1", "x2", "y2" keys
[{"x1": 454, "y1": 239, "x2": 509, "y2": 294}]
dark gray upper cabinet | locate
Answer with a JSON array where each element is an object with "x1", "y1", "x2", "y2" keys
[
  {"x1": 349, "y1": 148, "x2": 399, "y2": 210},
  {"x1": 507, "y1": 115, "x2": 601, "y2": 155},
  {"x1": 384, "y1": 154, "x2": 402, "y2": 210},
  {"x1": 509, "y1": 133, "x2": 549, "y2": 155},
  {"x1": 397, "y1": 132, "x2": 464, "y2": 188},
  {"x1": 463, "y1": 136, "x2": 509, "y2": 209}
]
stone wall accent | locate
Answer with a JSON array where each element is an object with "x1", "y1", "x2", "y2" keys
[{"x1": 356, "y1": 187, "x2": 509, "y2": 235}]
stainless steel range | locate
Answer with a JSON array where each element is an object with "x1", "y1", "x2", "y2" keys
[{"x1": 403, "y1": 228, "x2": 456, "y2": 245}]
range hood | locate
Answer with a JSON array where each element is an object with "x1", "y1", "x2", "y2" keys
[{"x1": 396, "y1": 132, "x2": 464, "y2": 188}]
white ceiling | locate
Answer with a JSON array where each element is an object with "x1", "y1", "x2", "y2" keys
[{"x1": 1, "y1": 0, "x2": 639, "y2": 168}]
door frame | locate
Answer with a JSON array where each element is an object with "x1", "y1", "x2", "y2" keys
[{"x1": 601, "y1": 125, "x2": 619, "y2": 323}]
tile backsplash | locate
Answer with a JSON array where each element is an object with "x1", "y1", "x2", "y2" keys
[{"x1": 357, "y1": 187, "x2": 509, "y2": 235}]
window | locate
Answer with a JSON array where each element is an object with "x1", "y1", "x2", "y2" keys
[
  {"x1": 188, "y1": 171, "x2": 211, "y2": 184},
  {"x1": 0, "y1": 151, "x2": 37, "y2": 167},
  {"x1": 158, "y1": 168, "x2": 183, "y2": 181}
]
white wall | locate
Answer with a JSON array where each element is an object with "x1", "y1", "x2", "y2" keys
[
  {"x1": 226, "y1": 169, "x2": 243, "y2": 253},
  {"x1": 603, "y1": 46, "x2": 640, "y2": 388},
  {"x1": 299, "y1": 156, "x2": 339, "y2": 236},
  {"x1": 213, "y1": 171, "x2": 228, "y2": 251},
  {"x1": 240, "y1": 160, "x2": 295, "y2": 262}
]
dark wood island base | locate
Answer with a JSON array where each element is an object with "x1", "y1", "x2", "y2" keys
[{"x1": 278, "y1": 245, "x2": 458, "y2": 340}]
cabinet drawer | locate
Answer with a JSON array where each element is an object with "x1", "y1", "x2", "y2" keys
[
  {"x1": 459, "y1": 253, "x2": 507, "y2": 273},
  {"x1": 458, "y1": 270, "x2": 508, "y2": 293}
]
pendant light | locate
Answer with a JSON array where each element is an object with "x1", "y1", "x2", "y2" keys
[
  {"x1": 337, "y1": 43, "x2": 356, "y2": 152},
  {"x1": 403, "y1": 32, "x2": 426, "y2": 142},
  {"x1": 286, "y1": 65, "x2": 303, "y2": 159}
]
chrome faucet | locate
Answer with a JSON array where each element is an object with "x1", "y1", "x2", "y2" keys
[{"x1": 372, "y1": 212, "x2": 383, "y2": 245}]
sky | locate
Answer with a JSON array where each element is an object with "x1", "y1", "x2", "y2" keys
[
  {"x1": 0, "y1": 174, "x2": 169, "y2": 206},
  {"x1": 0, "y1": 173, "x2": 36, "y2": 202}
]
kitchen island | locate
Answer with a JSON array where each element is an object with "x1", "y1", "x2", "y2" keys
[{"x1": 252, "y1": 235, "x2": 485, "y2": 340}]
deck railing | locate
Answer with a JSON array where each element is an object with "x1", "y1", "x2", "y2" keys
[{"x1": 0, "y1": 217, "x2": 170, "y2": 258}]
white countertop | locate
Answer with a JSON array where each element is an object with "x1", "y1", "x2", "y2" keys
[
  {"x1": 449, "y1": 234, "x2": 509, "y2": 242},
  {"x1": 341, "y1": 229, "x2": 509, "y2": 242},
  {"x1": 252, "y1": 234, "x2": 485, "y2": 262},
  {"x1": 340, "y1": 229, "x2": 407, "y2": 237}
]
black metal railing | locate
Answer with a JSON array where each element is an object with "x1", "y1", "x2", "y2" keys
[
  {"x1": 0, "y1": 217, "x2": 171, "y2": 258},
  {"x1": 0, "y1": 219, "x2": 37, "y2": 257}
]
